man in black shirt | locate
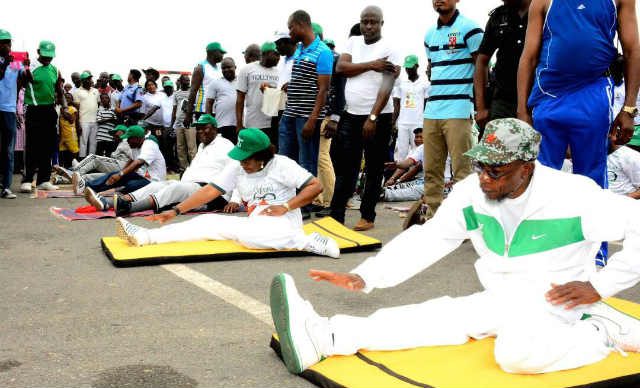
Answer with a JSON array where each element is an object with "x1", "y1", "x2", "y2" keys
[{"x1": 473, "y1": 0, "x2": 530, "y2": 131}]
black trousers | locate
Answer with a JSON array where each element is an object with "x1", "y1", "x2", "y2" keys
[
  {"x1": 218, "y1": 126, "x2": 238, "y2": 144},
  {"x1": 22, "y1": 104, "x2": 58, "y2": 185},
  {"x1": 330, "y1": 112, "x2": 392, "y2": 223}
]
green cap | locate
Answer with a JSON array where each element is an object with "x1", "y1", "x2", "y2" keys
[
  {"x1": 464, "y1": 118, "x2": 541, "y2": 164},
  {"x1": 111, "y1": 74, "x2": 123, "y2": 81},
  {"x1": 110, "y1": 124, "x2": 127, "y2": 134},
  {"x1": 323, "y1": 39, "x2": 335, "y2": 47},
  {"x1": 312, "y1": 22, "x2": 323, "y2": 36},
  {"x1": 80, "y1": 71, "x2": 92, "y2": 80},
  {"x1": 0, "y1": 29, "x2": 11, "y2": 41},
  {"x1": 195, "y1": 114, "x2": 218, "y2": 127},
  {"x1": 162, "y1": 80, "x2": 174, "y2": 87},
  {"x1": 38, "y1": 40, "x2": 56, "y2": 58},
  {"x1": 403, "y1": 55, "x2": 419, "y2": 68},
  {"x1": 260, "y1": 41, "x2": 277, "y2": 53},
  {"x1": 120, "y1": 125, "x2": 146, "y2": 140},
  {"x1": 228, "y1": 128, "x2": 270, "y2": 161},
  {"x1": 206, "y1": 42, "x2": 227, "y2": 54}
]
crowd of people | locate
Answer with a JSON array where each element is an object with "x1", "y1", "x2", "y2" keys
[{"x1": 2, "y1": 0, "x2": 640, "y2": 379}]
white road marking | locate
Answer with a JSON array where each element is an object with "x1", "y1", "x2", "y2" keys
[{"x1": 162, "y1": 264, "x2": 272, "y2": 326}]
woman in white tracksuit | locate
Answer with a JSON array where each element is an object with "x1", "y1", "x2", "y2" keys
[
  {"x1": 116, "y1": 128, "x2": 340, "y2": 258},
  {"x1": 270, "y1": 119, "x2": 640, "y2": 375}
]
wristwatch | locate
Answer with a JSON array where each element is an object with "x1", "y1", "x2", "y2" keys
[
  {"x1": 282, "y1": 202, "x2": 291, "y2": 212},
  {"x1": 368, "y1": 114, "x2": 378, "y2": 122},
  {"x1": 623, "y1": 105, "x2": 638, "y2": 118},
  {"x1": 172, "y1": 205, "x2": 182, "y2": 215}
]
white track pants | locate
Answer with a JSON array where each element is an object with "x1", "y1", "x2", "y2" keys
[
  {"x1": 129, "y1": 181, "x2": 202, "y2": 209},
  {"x1": 79, "y1": 122, "x2": 98, "y2": 157},
  {"x1": 146, "y1": 207, "x2": 309, "y2": 250},
  {"x1": 328, "y1": 290, "x2": 610, "y2": 374},
  {"x1": 383, "y1": 179, "x2": 424, "y2": 202},
  {"x1": 394, "y1": 123, "x2": 418, "y2": 161},
  {"x1": 75, "y1": 154, "x2": 122, "y2": 175}
]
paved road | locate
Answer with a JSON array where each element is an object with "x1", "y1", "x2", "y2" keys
[{"x1": 0, "y1": 181, "x2": 638, "y2": 387}]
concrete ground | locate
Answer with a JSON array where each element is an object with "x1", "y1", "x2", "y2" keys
[{"x1": 0, "y1": 177, "x2": 638, "y2": 388}]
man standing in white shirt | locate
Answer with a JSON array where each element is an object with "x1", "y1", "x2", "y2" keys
[
  {"x1": 392, "y1": 55, "x2": 430, "y2": 161},
  {"x1": 183, "y1": 42, "x2": 225, "y2": 128},
  {"x1": 206, "y1": 58, "x2": 238, "y2": 143},
  {"x1": 330, "y1": 6, "x2": 401, "y2": 231},
  {"x1": 73, "y1": 72, "x2": 100, "y2": 158}
]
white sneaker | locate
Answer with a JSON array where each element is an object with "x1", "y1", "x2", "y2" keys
[
  {"x1": 36, "y1": 181, "x2": 58, "y2": 191},
  {"x1": 270, "y1": 273, "x2": 331, "y2": 374},
  {"x1": 72, "y1": 172, "x2": 85, "y2": 195},
  {"x1": 71, "y1": 158, "x2": 79, "y2": 168},
  {"x1": 84, "y1": 187, "x2": 106, "y2": 210},
  {"x1": 1, "y1": 189, "x2": 16, "y2": 199},
  {"x1": 19, "y1": 182, "x2": 32, "y2": 193},
  {"x1": 52, "y1": 165, "x2": 73, "y2": 180},
  {"x1": 586, "y1": 301, "x2": 640, "y2": 353},
  {"x1": 304, "y1": 233, "x2": 340, "y2": 258},
  {"x1": 116, "y1": 217, "x2": 150, "y2": 246}
]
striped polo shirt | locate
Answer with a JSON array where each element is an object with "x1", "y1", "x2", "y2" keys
[
  {"x1": 424, "y1": 10, "x2": 483, "y2": 119},
  {"x1": 283, "y1": 36, "x2": 333, "y2": 118}
]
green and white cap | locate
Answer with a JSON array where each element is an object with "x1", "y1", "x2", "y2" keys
[
  {"x1": 464, "y1": 118, "x2": 541, "y2": 164},
  {"x1": 228, "y1": 128, "x2": 270, "y2": 161},
  {"x1": 0, "y1": 29, "x2": 11, "y2": 41},
  {"x1": 38, "y1": 40, "x2": 56, "y2": 58}
]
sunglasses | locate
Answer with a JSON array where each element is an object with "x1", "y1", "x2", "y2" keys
[{"x1": 472, "y1": 161, "x2": 521, "y2": 180}]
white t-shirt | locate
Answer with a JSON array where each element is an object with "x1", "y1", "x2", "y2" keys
[
  {"x1": 607, "y1": 146, "x2": 640, "y2": 195},
  {"x1": 132, "y1": 139, "x2": 167, "y2": 181},
  {"x1": 110, "y1": 90, "x2": 121, "y2": 110},
  {"x1": 181, "y1": 135, "x2": 234, "y2": 183},
  {"x1": 406, "y1": 145, "x2": 450, "y2": 181},
  {"x1": 393, "y1": 77, "x2": 430, "y2": 126},
  {"x1": 613, "y1": 82, "x2": 640, "y2": 126},
  {"x1": 344, "y1": 36, "x2": 402, "y2": 115},
  {"x1": 72, "y1": 87, "x2": 100, "y2": 123},
  {"x1": 206, "y1": 78, "x2": 238, "y2": 128},
  {"x1": 237, "y1": 62, "x2": 280, "y2": 128},
  {"x1": 142, "y1": 92, "x2": 165, "y2": 126},
  {"x1": 212, "y1": 155, "x2": 313, "y2": 228},
  {"x1": 407, "y1": 144, "x2": 424, "y2": 165},
  {"x1": 160, "y1": 92, "x2": 175, "y2": 127},
  {"x1": 277, "y1": 56, "x2": 294, "y2": 88},
  {"x1": 499, "y1": 181, "x2": 532, "y2": 242}
]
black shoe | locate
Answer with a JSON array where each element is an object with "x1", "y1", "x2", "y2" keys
[
  {"x1": 309, "y1": 204, "x2": 324, "y2": 213},
  {"x1": 114, "y1": 194, "x2": 132, "y2": 217},
  {"x1": 301, "y1": 209, "x2": 311, "y2": 220},
  {"x1": 315, "y1": 207, "x2": 332, "y2": 218}
]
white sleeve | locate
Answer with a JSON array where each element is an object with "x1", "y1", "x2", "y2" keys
[
  {"x1": 276, "y1": 157, "x2": 314, "y2": 189},
  {"x1": 137, "y1": 140, "x2": 160, "y2": 165},
  {"x1": 407, "y1": 145, "x2": 424, "y2": 164},
  {"x1": 350, "y1": 178, "x2": 471, "y2": 292},
  {"x1": 582, "y1": 182, "x2": 640, "y2": 298},
  {"x1": 236, "y1": 66, "x2": 249, "y2": 93},
  {"x1": 206, "y1": 81, "x2": 217, "y2": 100},
  {"x1": 624, "y1": 148, "x2": 640, "y2": 188},
  {"x1": 344, "y1": 36, "x2": 355, "y2": 56},
  {"x1": 209, "y1": 161, "x2": 240, "y2": 195},
  {"x1": 392, "y1": 84, "x2": 401, "y2": 99}
]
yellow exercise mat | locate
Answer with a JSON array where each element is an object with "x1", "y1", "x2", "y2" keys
[
  {"x1": 101, "y1": 217, "x2": 381, "y2": 267},
  {"x1": 270, "y1": 298, "x2": 640, "y2": 388}
]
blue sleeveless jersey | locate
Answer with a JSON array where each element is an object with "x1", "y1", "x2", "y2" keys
[{"x1": 529, "y1": 0, "x2": 617, "y2": 106}]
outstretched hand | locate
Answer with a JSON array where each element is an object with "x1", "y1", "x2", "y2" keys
[
  {"x1": 145, "y1": 209, "x2": 177, "y2": 224},
  {"x1": 545, "y1": 281, "x2": 601, "y2": 310},
  {"x1": 309, "y1": 269, "x2": 365, "y2": 291}
]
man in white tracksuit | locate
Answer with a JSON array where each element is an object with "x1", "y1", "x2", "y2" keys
[
  {"x1": 89, "y1": 115, "x2": 234, "y2": 215},
  {"x1": 270, "y1": 118, "x2": 640, "y2": 375}
]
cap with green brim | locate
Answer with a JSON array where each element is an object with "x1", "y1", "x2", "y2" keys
[
  {"x1": 312, "y1": 22, "x2": 323, "y2": 36},
  {"x1": 206, "y1": 42, "x2": 227, "y2": 54},
  {"x1": 162, "y1": 80, "x2": 174, "y2": 87},
  {"x1": 80, "y1": 71, "x2": 92, "y2": 80},
  {"x1": 120, "y1": 125, "x2": 146, "y2": 140},
  {"x1": 228, "y1": 128, "x2": 270, "y2": 161},
  {"x1": 110, "y1": 124, "x2": 128, "y2": 134},
  {"x1": 323, "y1": 39, "x2": 335, "y2": 47},
  {"x1": 195, "y1": 114, "x2": 218, "y2": 127},
  {"x1": 38, "y1": 40, "x2": 56, "y2": 58},
  {"x1": 0, "y1": 29, "x2": 11, "y2": 41},
  {"x1": 464, "y1": 118, "x2": 541, "y2": 165},
  {"x1": 111, "y1": 74, "x2": 123, "y2": 81},
  {"x1": 403, "y1": 55, "x2": 419, "y2": 68},
  {"x1": 261, "y1": 41, "x2": 277, "y2": 53}
]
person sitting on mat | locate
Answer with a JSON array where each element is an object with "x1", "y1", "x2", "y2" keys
[
  {"x1": 82, "y1": 125, "x2": 166, "y2": 200},
  {"x1": 56, "y1": 124, "x2": 133, "y2": 194},
  {"x1": 86, "y1": 114, "x2": 235, "y2": 214},
  {"x1": 269, "y1": 118, "x2": 640, "y2": 375},
  {"x1": 115, "y1": 128, "x2": 340, "y2": 258}
]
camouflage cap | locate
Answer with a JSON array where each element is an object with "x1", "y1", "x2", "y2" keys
[{"x1": 464, "y1": 118, "x2": 541, "y2": 164}]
